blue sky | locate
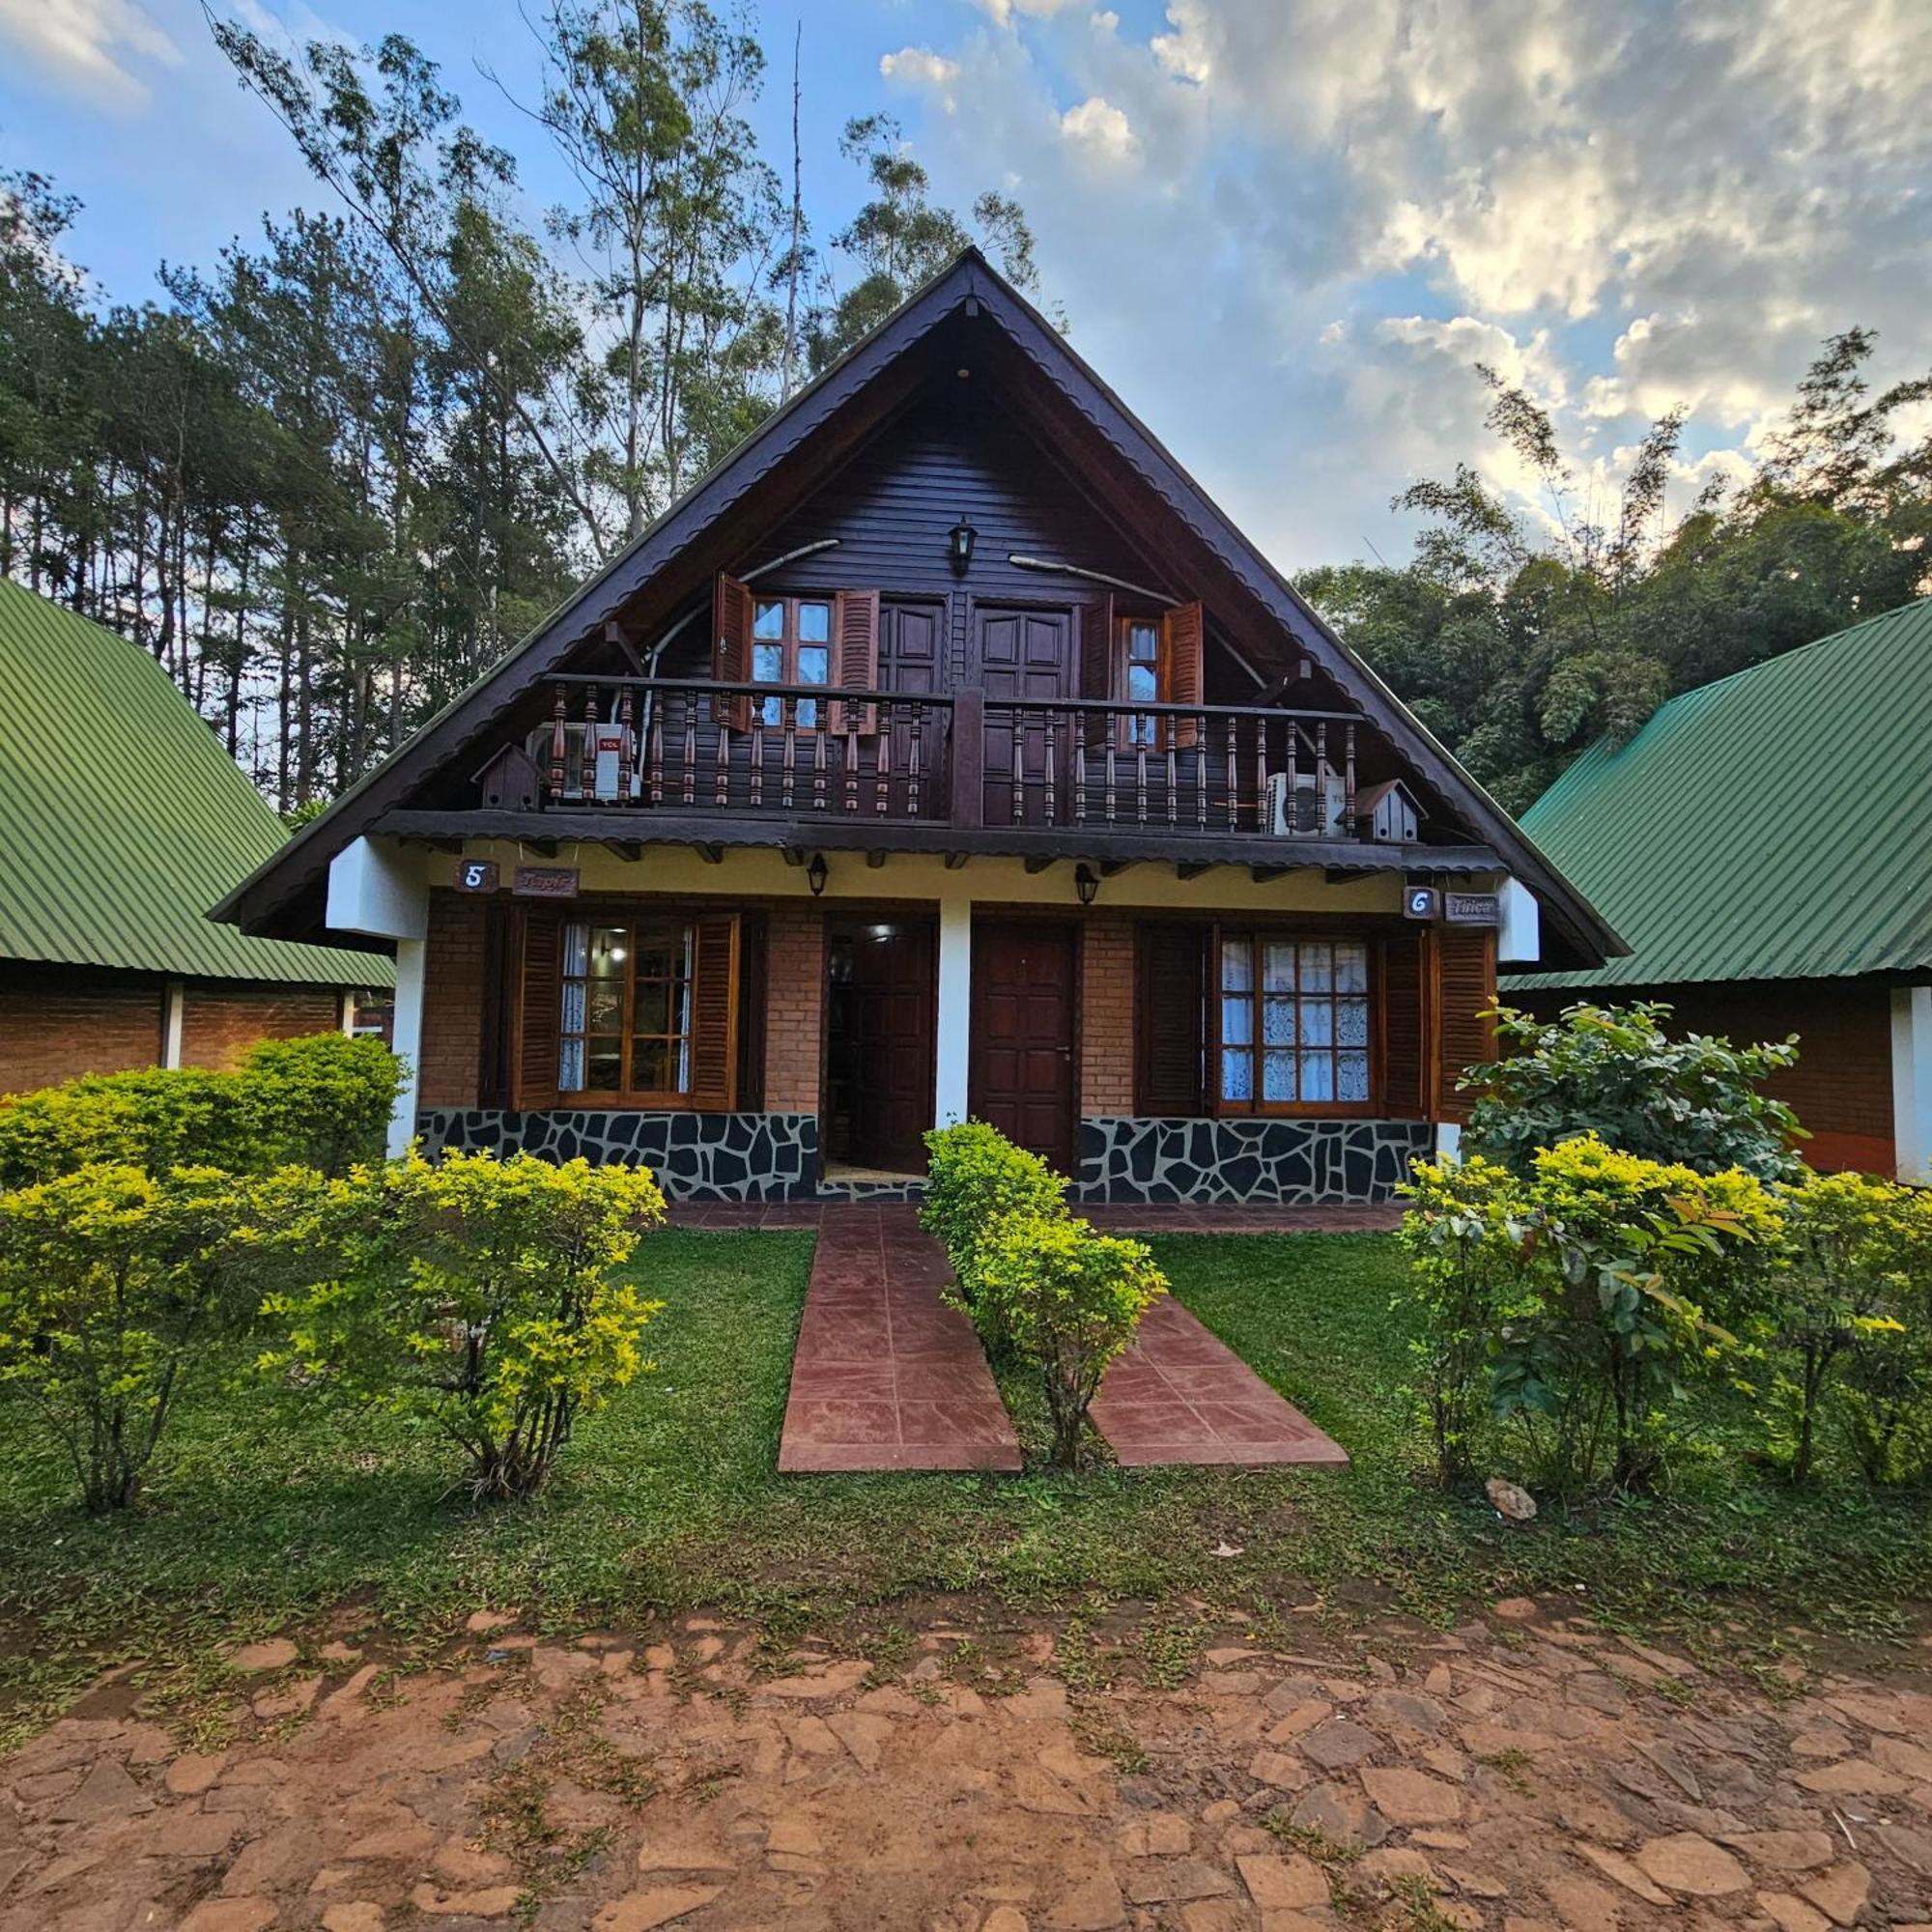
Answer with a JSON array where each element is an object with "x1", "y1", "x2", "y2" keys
[{"x1": 4, "y1": 0, "x2": 1930, "y2": 573}]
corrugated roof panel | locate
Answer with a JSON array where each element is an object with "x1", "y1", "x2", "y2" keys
[
  {"x1": 1507, "y1": 597, "x2": 1932, "y2": 990},
  {"x1": 0, "y1": 580, "x2": 392, "y2": 986}
]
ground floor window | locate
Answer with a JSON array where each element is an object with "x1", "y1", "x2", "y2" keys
[
  {"x1": 1217, "y1": 934, "x2": 1372, "y2": 1110},
  {"x1": 559, "y1": 918, "x2": 696, "y2": 1100}
]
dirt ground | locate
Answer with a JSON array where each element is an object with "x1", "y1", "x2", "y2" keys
[{"x1": 4, "y1": 1598, "x2": 1932, "y2": 1932}]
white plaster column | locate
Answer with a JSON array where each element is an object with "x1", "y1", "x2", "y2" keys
[
  {"x1": 326, "y1": 836, "x2": 429, "y2": 1157},
  {"x1": 161, "y1": 980, "x2": 185, "y2": 1069},
  {"x1": 1892, "y1": 985, "x2": 1932, "y2": 1184},
  {"x1": 387, "y1": 938, "x2": 428, "y2": 1157},
  {"x1": 934, "y1": 896, "x2": 973, "y2": 1128}
]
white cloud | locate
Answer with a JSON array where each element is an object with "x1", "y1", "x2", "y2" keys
[
  {"x1": 1060, "y1": 95, "x2": 1138, "y2": 163},
  {"x1": 879, "y1": 46, "x2": 961, "y2": 112},
  {"x1": 978, "y1": 0, "x2": 1083, "y2": 25},
  {"x1": 0, "y1": 0, "x2": 181, "y2": 108}
]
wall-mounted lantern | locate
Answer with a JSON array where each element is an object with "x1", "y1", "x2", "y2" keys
[
  {"x1": 1074, "y1": 863, "x2": 1099, "y2": 906},
  {"x1": 948, "y1": 516, "x2": 978, "y2": 577},
  {"x1": 807, "y1": 852, "x2": 829, "y2": 896}
]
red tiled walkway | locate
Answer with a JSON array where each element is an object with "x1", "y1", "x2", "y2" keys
[
  {"x1": 1092, "y1": 1295, "x2": 1350, "y2": 1467},
  {"x1": 778, "y1": 1207, "x2": 1022, "y2": 1474}
]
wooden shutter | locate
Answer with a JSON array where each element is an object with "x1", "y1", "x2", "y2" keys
[
  {"x1": 1078, "y1": 593, "x2": 1114, "y2": 747},
  {"x1": 515, "y1": 903, "x2": 567, "y2": 1112},
  {"x1": 831, "y1": 588, "x2": 880, "y2": 736},
  {"x1": 1433, "y1": 924, "x2": 1497, "y2": 1123},
  {"x1": 687, "y1": 913, "x2": 741, "y2": 1112},
  {"x1": 1136, "y1": 922, "x2": 1208, "y2": 1115},
  {"x1": 1379, "y1": 929, "x2": 1427, "y2": 1119},
  {"x1": 712, "y1": 573, "x2": 753, "y2": 732},
  {"x1": 1163, "y1": 600, "x2": 1205, "y2": 748}
]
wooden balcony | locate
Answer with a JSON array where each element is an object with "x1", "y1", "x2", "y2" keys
[{"x1": 495, "y1": 675, "x2": 1383, "y2": 846}]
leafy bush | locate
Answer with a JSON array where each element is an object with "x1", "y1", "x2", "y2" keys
[
  {"x1": 1462, "y1": 1000, "x2": 1804, "y2": 1180},
  {"x1": 966, "y1": 1209, "x2": 1166, "y2": 1469},
  {"x1": 235, "y1": 1033, "x2": 402, "y2": 1176},
  {"x1": 0, "y1": 1164, "x2": 270, "y2": 1512},
  {"x1": 0, "y1": 1034, "x2": 401, "y2": 1186},
  {"x1": 1401, "y1": 1135, "x2": 1776, "y2": 1495},
  {"x1": 262, "y1": 1150, "x2": 667, "y2": 1501},
  {"x1": 921, "y1": 1121, "x2": 1067, "y2": 1347},
  {"x1": 1765, "y1": 1171, "x2": 1932, "y2": 1485}
]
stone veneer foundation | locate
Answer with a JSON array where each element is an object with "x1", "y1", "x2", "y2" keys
[
  {"x1": 417, "y1": 1109, "x2": 818, "y2": 1200},
  {"x1": 417, "y1": 1109, "x2": 1435, "y2": 1206},
  {"x1": 1077, "y1": 1117, "x2": 1435, "y2": 1205}
]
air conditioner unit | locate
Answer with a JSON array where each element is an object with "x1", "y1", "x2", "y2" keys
[
  {"x1": 1266, "y1": 768, "x2": 1348, "y2": 838},
  {"x1": 526, "y1": 722, "x2": 632, "y2": 801}
]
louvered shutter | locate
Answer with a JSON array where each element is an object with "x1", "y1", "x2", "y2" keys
[
  {"x1": 1136, "y1": 922, "x2": 1208, "y2": 1115},
  {"x1": 1379, "y1": 930, "x2": 1427, "y2": 1118},
  {"x1": 1433, "y1": 924, "x2": 1496, "y2": 1123},
  {"x1": 1078, "y1": 593, "x2": 1114, "y2": 748},
  {"x1": 712, "y1": 573, "x2": 753, "y2": 732},
  {"x1": 515, "y1": 903, "x2": 566, "y2": 1111},
  {"x1": 687, "y1": 913, "x2": 741, "y2": 1112},
  {"x1": 1163, "y1": 600, "x2": 1205, "y2": 748},
  {"x1": 831, "y1": 588, "x2": 879, "y2": 736}
]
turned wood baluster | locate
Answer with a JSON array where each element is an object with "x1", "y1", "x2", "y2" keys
[
  {"x1": 908, "y1": 705, "x2": 923, "y2": 819},
  {"x1": 844, "y1": 711, "x2": 860, "y2": 812},
  {"x1": 1195, "y1": 716, "x2": 1208, "y2": 829},
  {"x1": 681, "y1": 692, "x2": 696, "y2": 808},
  {"x1": 1042, "y1": 713, "x2": 1058, "y2": 824},
  {"x1": 1135, "y1": 721, "x2": 1149, "y2": 824},
  {"x1": 615, "y1": 688, "x2": 634, "y2": 805},
  {"x1": 1287, "y1": 719, "x2": 1300, "y2": 832},
  {"x1": 1011, "y1": 709, "x2": 1026, "y2": 825},
  {"x1": 1165, "y1": 731, "x2": 1178, "y2": 826},
  {"x1": 647, "y1": 696, "x2": 665, "y2": 807},
  {"x1": 1073, "y1": 726, "x2": 1088, "y2": 825},
  {"x1": 549, "y1": 684, "x2": 568, "y2": 802},
  {"x1": 581, "y1": 692, "x2": 599, "y2": 801},
  {"x1": 1104, "y1": 734, "x2": 1118, "y2": 824},
  {"x1": 1317, "y1": 722, "x2": 1329, "y2": 835},
  {"x1": 1344, "y1": 723, "x2": 1357, "y2": 831},
  {"x1": 875, "y1": 712, "x2": 892, "y2": 814},
  {"x1": 1225, "y1": 713, "x2": 1239, "y2": 830},
  {"x1": 812, "y1": 708, "x2": 829, "y2": 810},
  {"x1": 714, "y1": 698, "x2": 730, "y2": 808},
  {"x1": 1254, "y1": 717, "x2": 1268, "y2": 836},
  {"x1": 750, "y1": 703, "x2": 764, "y2": 810},
  {"x1": 781, "y1": 698, "x2": 797, "y2": 810}
]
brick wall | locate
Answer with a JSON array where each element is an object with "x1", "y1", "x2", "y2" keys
[
  {"x1": 0, "y1": 964, "x2": 161, "y2": 1094},
  {"x1": 419, "y1": 891, "x2": 489, "y2": 1109},
  {"x1": 180, "y1": 984, "x2": 341, "y2": 1071},
  {"x1": 1080, "y1": 915, "x2": 1136, "y2": 1114},
  {"x1": 1520, "y1": 977, "x2": 1895, "y2": 1174},
  {"x1": 762, "y1": 903, "x2": 824, "y2": 1113}
]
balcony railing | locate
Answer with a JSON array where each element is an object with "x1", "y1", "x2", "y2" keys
[{"x1": 510, "y1": 675, "x2": 1367, "y2": 840}]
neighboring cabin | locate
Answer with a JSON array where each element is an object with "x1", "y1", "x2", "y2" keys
[
  {"x1": 0, "y1": 580, "x2": 393, "y2": 1095},
  {"x1": 1506, "y1": 598, "x2": 1932, "y2": 1183},
  {"x1": 214, "y1": 249, "x2": 1616, "y2": 1205}
]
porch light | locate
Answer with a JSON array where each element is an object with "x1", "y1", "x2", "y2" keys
[
  {"x1": 1074, "y1": 863, "x2": 1099, "y2": 906},
  {"x1": 947, "y1": 516, "x2": 977, "y2": 576},
  {"x1": 807, "y1": 852, "x2": 829, "y2": 896}
]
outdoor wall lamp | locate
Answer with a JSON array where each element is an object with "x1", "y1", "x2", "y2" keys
[
  {"x1": 806, "y1": 852, "x2": 829, "y2": 896},
  {"x1": 948, "y1": 516, "x2": 977, "y2": 576},
  {"x1": 1074, "y1": 863, "x2": 1099, "y2": 906}
]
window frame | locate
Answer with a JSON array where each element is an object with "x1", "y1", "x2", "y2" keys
[
  {"x1": 1211, "y1": 926, "x2": 1380, "y2": 1118},
  {"x1": 557, "y1": 915, "x2": 698, "y2": 1107},
  {"x1": 750, "y1": 592, "x2": 836, "y2": 731},
  {"x1": 1113, "y1": 612, "x2": 1170, "y2": 749}
]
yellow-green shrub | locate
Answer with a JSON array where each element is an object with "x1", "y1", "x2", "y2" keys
[
  {"x1": 921, "y1": 1121, "x2": 1067, "y2": 1346},
  {"x1": 261, "y1": 1150, "x2": 667, "y2": 1500},
  {"x1": 968, "y1": 1209, "x2": 1166, "y2": 1469},
  {"x1": 0, "y1": 1163, "x2": 271, "y2": 1512}
]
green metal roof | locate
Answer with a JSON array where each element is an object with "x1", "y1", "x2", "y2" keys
[
  {"x1": 0, "y1": 580, "x2": 391, "y2": 986},
  {"x1": 1507, "y1": 597, "x2": 1932, "y2": 992}
]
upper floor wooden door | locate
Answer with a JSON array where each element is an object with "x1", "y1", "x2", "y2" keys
[{"x1": 973, "y1": 608, "x2": 1073, "y2": 826}]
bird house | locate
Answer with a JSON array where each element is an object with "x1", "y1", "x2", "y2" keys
[{"x1": 1352, "y1": 778, "x2": 1421, "y2": 844}]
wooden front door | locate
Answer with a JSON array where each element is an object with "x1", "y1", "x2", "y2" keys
[
  {"x1": 974, "y1": 608, "x2": 1073, "y2": 826},
  {"x1": 827, "y1": 920, "x2": 936, "y2": 1172},
  {"x1": 970, "y1": 920, "x2": 1078, "y2": 1173}
]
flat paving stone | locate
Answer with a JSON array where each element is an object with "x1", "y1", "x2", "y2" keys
[
  {"x1": 1091, "y1": 1296, "x2": 1349, "y2": 1467},
  {"x1": 778, "y1": 1207, "x2": 1021, "y2": 1473}
]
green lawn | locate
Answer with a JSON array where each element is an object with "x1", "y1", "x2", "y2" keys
[{"x1": 0, "y1": 1229, "x2": 1925, "y2": 1742}]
